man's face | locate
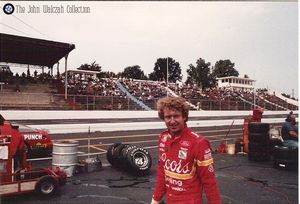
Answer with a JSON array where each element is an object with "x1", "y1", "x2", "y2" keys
[{"x1": 163, "y1": 107, "x2": 186, "y2": 137}]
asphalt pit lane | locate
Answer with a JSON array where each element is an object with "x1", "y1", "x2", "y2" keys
[
  {"x1": 72, "y1": 195, "x2": 148, "y2": 204},
  {"x1": 106, "y1": 177, "x2": 150, "y2": 188}
]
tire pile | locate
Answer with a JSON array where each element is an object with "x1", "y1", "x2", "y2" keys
[
  {"x1": 248, "y1": 123, "x2": 270, "y2": 161},
  {"x1": 273, "y1": 146, "x2": 298, "y2": 171},
  {"x1": 106, "y1": 143, "x2": 152, "y2": 175}
]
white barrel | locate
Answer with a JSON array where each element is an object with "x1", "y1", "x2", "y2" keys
[
  {"x1": 52, "y1": 140, "x2": 78, "y2": 177},
  {"x1": 227, "y1": 144, "x2": 235, "y2": 155}
]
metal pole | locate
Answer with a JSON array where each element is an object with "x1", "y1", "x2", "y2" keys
[
  {"x1": 88, "y1": 126, "x2": 90, "y2": 159},
  {"x1": 167, "y1": 57, "x2": 169, "y2": 96},
  {"x1": 253, "y1": 81, "x2": 256, "y2": 109},
  {"x1": 64, "y1": 54, "x2": 69, "y2": 100}
]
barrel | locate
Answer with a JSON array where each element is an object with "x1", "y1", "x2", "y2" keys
[
  {"x1": 52, "y1": 140, "x2": 78, "y2": 177},
  {"x1": 227, "y1": 144, "x2": 235, "y2": 155}
]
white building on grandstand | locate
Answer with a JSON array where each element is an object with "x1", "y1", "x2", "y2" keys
[{"x1": 216, "y1": 76, "x2": 255, "y2": 91}]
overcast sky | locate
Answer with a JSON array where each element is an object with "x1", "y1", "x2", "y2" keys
[{"x1": 1, "y1": 1, "x2": 298, "y2": 98}]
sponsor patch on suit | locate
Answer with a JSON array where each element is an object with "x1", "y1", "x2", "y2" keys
[{"x1": 178, "y1": 149, "x2": 187, "y2": 160}]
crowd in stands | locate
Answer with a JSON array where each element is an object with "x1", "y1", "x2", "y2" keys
[
  {"x1": 120, "y1": 79, "x2": 167, "y2": 101},
  {"x1": 1, "y1": 67, "x2": 298, "y2": 111},
  {"x1": 57, "y1": 71, "x2": 298, "y2": 110},
  {"x1": 64, "y1": 73, "x2": 125, "y2": 97}
]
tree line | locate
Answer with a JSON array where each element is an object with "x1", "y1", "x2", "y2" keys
[{"x1": 78, "y1": 57, "x2": 247, "y2": 89}]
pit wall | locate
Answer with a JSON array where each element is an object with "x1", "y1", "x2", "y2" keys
[
  {"x1": 1, "y1": 110, "x2": 296, "y2": 120},
  {"x1": 1, "y1": 110, "x2": 296, "y2": 134}
]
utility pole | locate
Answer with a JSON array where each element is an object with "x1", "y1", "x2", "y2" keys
[
  {"x1": 167, "y1": 57, "x2": 169, "y2": 96},
  {"x1": 253, "y1": 81, "x2": 256, "y2": 109}
]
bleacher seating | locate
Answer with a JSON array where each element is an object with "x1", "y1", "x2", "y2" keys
[
  {"x1": 0, "y1": 80, "x2": 71, "y2": 110},
  {"x1": 1, "y1": 73, "x2": 298, "y2": 111}
]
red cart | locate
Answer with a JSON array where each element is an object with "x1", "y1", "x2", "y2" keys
[{"x1": 0, "y1": 119, "x2": 66, "y2": 196}]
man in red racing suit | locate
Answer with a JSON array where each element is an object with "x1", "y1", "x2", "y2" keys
[{"x1": 152, "y1": 97, "x2": 221, "y2": 204}]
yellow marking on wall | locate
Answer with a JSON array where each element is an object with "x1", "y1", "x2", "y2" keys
[
  {"x1": 78, "y1": 139, "x2": 158, "y2": 148},
  {"x1": 77, "y1": 134, "x2": 242, "y2": 150},
  {"x1": 76, "y1": 133, "x2": 242, "y2": 148},
  {"x1": 207, "y1": 133, "x2": 242, "y2": 139},
  {"x1": 89, "y1": 146, "x2": 106, "y2": 152},
  {"x1": 210, "y1": 138, "x2": 241, "y2": 142}
]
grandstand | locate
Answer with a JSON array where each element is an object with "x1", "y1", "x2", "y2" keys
[
  {"x1": 0, "y1": 79, "x2": 71, "y2": 110},
  {"x1": 2, "y1": 71, "x2": 296, "y2": 111}
]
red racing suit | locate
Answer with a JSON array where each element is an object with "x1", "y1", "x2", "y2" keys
[{"x1": 152, "y1": 127, "x2": 222, "y2": 204}]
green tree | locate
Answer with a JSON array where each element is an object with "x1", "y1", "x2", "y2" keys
[
  {"x1": 244, "y1": 74, "x2": 249, "y2": 78},
  {"x1": 119, "y1": 65, "x2": 147, "y2": 80},
  {"x1": 148, "y1": 72, "x2": 159, "y2": 81},
  {"x1": 149, "y1": 57, "x2": 182, "y2": 83},
  {"x1": 186, "y1": 58, "x2": 213, "y2": 89},
  {"x1": 78, "y1": 61, "x2": 102, "y2": 72},
  {"x1": 212, "y1": 59, "x2": 239, "y2": 78}
]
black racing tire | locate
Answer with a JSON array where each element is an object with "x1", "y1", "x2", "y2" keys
[
  {"x1": 248, "y1": 151, "x2": 270, "y2": 162},
  {"x1": 35, "y1": 175, "x2": 58, "y2": 196},
  {"x1": 248, "y1": 142, "x2": 269, "y2": 154},
  {"x1": 120, "y1": 145, "x2": 137, "y2": 169},
  {"x1": 269, "y1": 139, "x2": 283, "y2": 149},
  {"x1": 106, "y1": 143, "x2": 122, "y2": 166},
  {"x1": 272, "y1": 145, "x2": 298, "y2": 161},
  {"x1": 273, "y1": 158, "x2": 298, "y2": 171},
  {"x1": 126, "y1": 147, "x2": 152, "y2": 175},
  {"x1": 248, "y1": 123, "x2": 270, "y2": 134},
  {"x1": 112, "y1": 144, "x2": 129, "y2": 168},
  {"x1": 248, "y1": 132, "x2": 269, "y2": 143}
]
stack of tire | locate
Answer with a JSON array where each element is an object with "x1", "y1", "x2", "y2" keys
[
  {"x1": 248, "y1": 122, "x2": 270, "y2": 161},
  {"x1": 272, "y1": 146, "x2": 298, "y2": 171},
  {"x1": 106, "y1": 143, "x2": 152, "y2": 175}
]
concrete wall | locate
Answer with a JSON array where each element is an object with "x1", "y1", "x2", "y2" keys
[
  {"x1": 1, "y1": 110, "x2": 295, "y2": 120},
  {"x1": 1, "y1": 110, "x2": 295, "y2": 134}
]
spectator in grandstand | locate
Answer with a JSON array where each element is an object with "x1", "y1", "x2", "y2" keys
[
  {"x1": 34, "y1": 70, "x2": 38, "y2": 78},
  {"x1": 197, "y1": 101, "x2": 201, "y2": 110},
  {"x1": 117, "y1": 101, "x2": 122, "y2": 110},
  {"x1": 281, "y1": 114, "x2": 298, "y2": 149},
  {"x1": 151, "y1": 97, "x2": 221, "y2": 204}
]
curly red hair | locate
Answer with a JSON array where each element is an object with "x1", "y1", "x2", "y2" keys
[{"x1": 157, "y1": 97, "x2": 189, "y2": 122}]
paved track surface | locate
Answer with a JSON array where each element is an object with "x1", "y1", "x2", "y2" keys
[{"x1": 2, "y1": 124, "x2": 298, "y2": 204}]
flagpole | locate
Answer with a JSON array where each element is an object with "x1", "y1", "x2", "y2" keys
[{"x1": 167, "y1": 57, "x2": 169, "y2": 96}]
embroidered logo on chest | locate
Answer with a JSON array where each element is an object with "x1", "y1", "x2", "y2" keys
[
  {"x1": 180, "y1": 140, "x2": 191, "y2": 147},
  {"x1": 178, "y1": 148, "x2": 187, "y2": 160}
]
